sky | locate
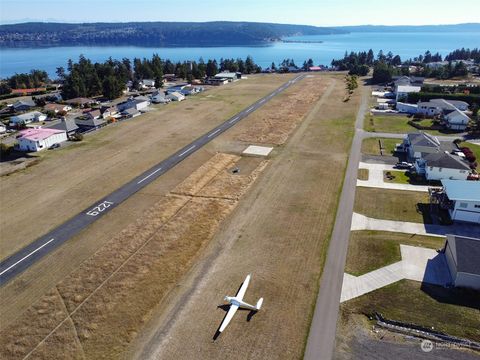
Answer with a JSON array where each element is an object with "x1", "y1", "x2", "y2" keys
[{"x1": 1, "y1": 0, "x2": 480, "y2": 26}]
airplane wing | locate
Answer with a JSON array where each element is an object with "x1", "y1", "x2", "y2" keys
[
  {"x1": 219, "y1": 304, "x2": 239, "y2": 333},
  {"x1": 235, "y1": 274, "x2": 251, "y2": 301}
]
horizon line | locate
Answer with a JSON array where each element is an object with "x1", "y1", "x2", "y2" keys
[{"x1": 1, "y1": 20, "x2": 480, "y2": 27}]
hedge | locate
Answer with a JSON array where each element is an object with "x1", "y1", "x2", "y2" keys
[{"x1": 407, "y1": 92, "x2": 480, "y2": 106}]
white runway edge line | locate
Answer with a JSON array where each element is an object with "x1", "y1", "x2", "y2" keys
[
  {"x1": 137, "y1": 167, "x2": 163, "y2": 184},
  {"x1": 207, "y1": 128, "x2": 222, "y2": 138},
  {"x1": 0, "y1": 238, "x2": 55, "y2": 276},
  {"x1": 178, "y1": 145, "x2": 196, "y2": 157}
]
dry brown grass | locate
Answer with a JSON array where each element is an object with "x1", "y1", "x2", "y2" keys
[
  {"x1": 0, "y1": 152, "x2": 268, "y2": 359},
  {"x1": 0, "y1": 74, "x2": 291, "y2": 260},
  {"x1": 235, "y1": 76, "x2": 329, "y2": 145},
  {"x1": 144, "y1": 74, "x2": 363, "y2": 360}
]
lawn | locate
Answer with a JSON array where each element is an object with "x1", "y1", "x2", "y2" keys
[
  {"x1": 361, "y1": 137, "x2": 400, "y2": 156},
  {"x1": 354, "y1": 187, "x2": 432, "y2": 223},
  {"x1": 364, "y1": 115, "x2": 413, "y2": 133},
  {"x1": 341, "y1": 280, "x2": 480, "y2": 342},
  {"x1": 345, "y1": 230, "x2": 443, "y2": 276},
  {"x1": 383, "y1": 170, "x2": 410, "y2": 184},
  {"x1": 357, "y1": 168, "x2": 369, "y2": 180}
]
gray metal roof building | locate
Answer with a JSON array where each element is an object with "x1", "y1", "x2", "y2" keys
[{"x1": 444, "y1": 235, "x2": 480, "y2": 289}]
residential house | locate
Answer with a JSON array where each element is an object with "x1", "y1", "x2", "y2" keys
[
  {"x1": 75, "y1": 117, "x2": 107, "y2": 131},
  {"x1": 395, "y1": 85, "x2": 421, "y2": 102},
  {"x1": 44, "y1": 103, "x2": 72, "y2": 114},
  {"x1": 12, "y1": 99, "x2": 36, "y2": 112},
  {"x1": 141, "y1": 79, "x2": 156, "y2": 88},
  {"x1": 443, "y1": 235, "x2": 480, "y2": 290},
  {"x1": 163, "y1": 74, "x2": 177, "y2": 82},
  {"x1": 151, "y1": 92, "x2": 170, "y2": 104},
  {"x1": 86, "y1": 109, "x2": 101, "y2": 120},
  {"x1": 443, "y1": 109, "x2": 470, "y2": 131},
  {"x1": 214, "y1": 72, "x2": 240, "y2": 82},
  {"x1": 439, "y1": 180, "x2": 480, "y2": 224},
  {"x1": 396, "y1": 102, "x2": 418, "y2": 114},
  {"x1": 16, "y1": 128, "x2": 67, "y2": 152},
  {"x1": 166, "y1": 91, "x2": 185, "y2": 102},
  {"x1": 10, "y1": 111, "x2": 47, "y2": 126},
  {"x1": 392, "y1": 76, "x2": 425, "y2": 87},
  {"x1": 400, "y1": 132, "x2": 442, "y2": 161},
  {"x1": 431, "y1": 99, "x2": 469, "y2": 111},
  {"x1": 65, "y1": 97, "x2": 96, "y2": 108},
  {"x1": 101, "y1": 105, "x2": 119, "y2": 119},
  {"x1": 414, "y1": 151, "x2": 471, "y2": 180},
  {"x1": 121, "y1": 108, "x2": 141, "y2": 118},
  {"x1": 11, "y1": 87, "x2": 46, "y2": 95},
  {"x1": 49, "y1": 118, "x2": 79, "y2": 138},
  {"x1": 117, "y1": 98, "x2": 150, "y2": 112},
  {"x1": 205, "y1": 78, "x2": 229, "y2": 86}
]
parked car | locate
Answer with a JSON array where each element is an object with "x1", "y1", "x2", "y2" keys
[
  {"x1": 394, "y1": 162, "x2": 414, "y2": 169},
  {"x1": 48, "y1": 143, "x2": 60, "y2": 149}
]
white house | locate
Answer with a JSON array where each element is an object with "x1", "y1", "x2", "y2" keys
[
  {"x1": 441, "y1": 180, "x2": 480, "y2": 224},
  {"x1": 151, "y1": 93, "x2": 170, "y2": 104},
  {"x1": 401, "y1": 132, "x2": 441, "y2": 161},
  {"x1": 44, "y1": 103, "x2": 72, "y2": 113},
  {"x1": 443, "y1": 109, "x2": 470, "y2": 131},
  {"x1": 396, "y1": 102, "x2": 418, "y2": 114},
  {"x1": 17, "y1": 128, "x2": 67, "y2": 152},
  {"x1": 166, "y1": 91, "x2": 185, "y2": 102},
  {"x1": 395, "y1": 85, "x2": 421, "y2": 102},
  {"x1": 10, "y1": 111, "x2": 47, "y2": 126},
  {"x1": 415, "y1": 151, "x2": 471, "y2": 181},
  {"x1": 444, "y1": 235, "x2": 480, "y2": 290},
  {"x1": 141, "y1": 79, "x2": 156, "y2": 88},
  {"x1": 214, "y1": 72, "x2": 239, "y2": 82},
  {"x1": 117, "y1": 98, "x2": 150, "y2": 112}
]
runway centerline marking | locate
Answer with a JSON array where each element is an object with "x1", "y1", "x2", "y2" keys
[
  {"x1": 137, "y1": 167, "x2": 163, "y2": 184},
  {"x1": 228, "y1": 117, "x2": 239, "y2": 124},
  {"x1": 0, "y1": 238, "x2": 55, "y2": 276},
  {"x1": 207, "y1": 128, "x2": 222, "y2": 138},
  {"x1": 178, "y1": 145, "x2": 196, "y2": 157}
]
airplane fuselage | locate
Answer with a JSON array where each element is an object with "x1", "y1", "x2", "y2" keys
[{"x1": 225, "y1": 296, "x2": 258, "y2": 311}]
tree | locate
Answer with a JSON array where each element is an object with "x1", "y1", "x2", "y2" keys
[
  {"x1": 206, "y1": 59, "x2": 218, "y2": 77},
  {"x1": 102, "y1": 76, "x2": 122, "y2": 99},
  {"x1": 372, "y1": 62, "x2": 393, "y2": 84},
  {"x1": 56, "y1": 66, "x2": 66, "y2": 81},
  {"x1": 245, "y1": 56, "x2": 256, "y2": 74},
  {"x1": 0, "y1": 82, "x2": 11, "y2": 95}
]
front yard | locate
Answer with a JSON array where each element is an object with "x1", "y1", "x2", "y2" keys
[
  {"x1": 345, "y1": 230, "x2": 443, "y2": 276},
  {"x1": 354, "y1": 187, "x2": 432, "y2": 223},
  {"x1": 361, "y1": 137, "x2": 400, "y2": 156}
]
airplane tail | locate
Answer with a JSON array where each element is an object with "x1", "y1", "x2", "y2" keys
[{"x1": 256, "y1": 298, "x2": 264, "y2": 310}]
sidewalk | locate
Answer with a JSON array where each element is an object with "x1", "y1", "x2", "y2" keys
[
  {"x1": 351, "y1": 212, "x2": 480, "y2": 238},
  {"x1": 341, "y1": 244, "x2": 451, "y2": 302},
  {"x1": 357, "y1": 162, "x2": 429, "y2": 192}
]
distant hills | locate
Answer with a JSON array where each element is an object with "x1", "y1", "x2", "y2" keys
[
  {"x1": 0, "y1": 21, "x2": 345, "y2": 47},
  {"x1": 1, "y1": 22, "x2": 478, "y2": 48},
  {"x1": 335, "y1": 23, "x2": 480, "y2": 33}
]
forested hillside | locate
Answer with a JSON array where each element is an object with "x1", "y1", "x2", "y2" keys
[{"x1": 0, "y1": 21, "x2": 345, "y2": 47}]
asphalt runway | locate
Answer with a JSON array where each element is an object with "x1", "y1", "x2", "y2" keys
[{"x1": 0, "y1": 74, "x2": 305, "y2": 285}]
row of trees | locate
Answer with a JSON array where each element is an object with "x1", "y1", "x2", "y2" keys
[
  {"x1": 0, "y1": 69, "x2": 49, "y2": 94},
  {"x1": 59, "y1": 54, "x2": 262, "y2": 99},
  {"x1": 445, "y1": 48, "x2": 480, "y2": 63}
]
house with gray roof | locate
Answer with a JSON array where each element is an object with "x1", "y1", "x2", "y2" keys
[
  {"x1": 49, "y1": 118, "x2": 79, "y2": 138},
  {"x1": 75, "y1": 117, "x2": 107, "y2": 131},
  {"x1": 12, "y1": 99, "x2": 36, "y2": 112},
  {"x1": 444, "y1": 235, "x2": 480, "y2": 289},
  {"x1": 415, "y1": 151, "x2": 471, "y2": 181}
]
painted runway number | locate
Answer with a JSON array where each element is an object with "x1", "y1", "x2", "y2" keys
[{"x1": 86, "y1": 201, "x2": 114, "y2": 216}]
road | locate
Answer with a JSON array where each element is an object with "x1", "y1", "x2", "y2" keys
[
  {"x1": 0, "y1": 74, "x2": 305, "y2": 285},
  {"x1": 304, "y1": 85, "x2": 370, "y2": 360}
]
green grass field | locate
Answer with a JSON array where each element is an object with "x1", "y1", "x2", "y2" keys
[
  {"x1": 341, "y1": 280, "x2": 480, "y2": 342},
  {"x1": 354, "y1": 187, "x2": 432, "y2": 223},
  {"x1": 345, "y1": 230, "x2": 443, "y2": 276},
  {"x1": 383, "y1": 170, "x2": 410, "y2": 184},
  {"x1": 361, "y1": 137, "x2": 400, "y2": 156},
  {"x1": 357, "y1": 168, "x2": 369, "y2": 180}
]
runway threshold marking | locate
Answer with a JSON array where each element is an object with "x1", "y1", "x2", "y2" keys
[
  {"x1": 178, "y1": 145, "x2": 196, "y2": 157},
  {"x1": 0, "y1": 238, "x2": 55, "y2": 276},
  {"x1": 137, "y1": 167, "x2": 163, "y2": 184}
]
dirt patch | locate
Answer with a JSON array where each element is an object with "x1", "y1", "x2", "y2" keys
[
  {"x1": 0, "y1": 152, "x2": 268, "y2": 359},
  {"x1": 235, "y1": 76, "x2": 329, "y2": 145}
]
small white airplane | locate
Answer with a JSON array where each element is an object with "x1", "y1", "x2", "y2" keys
[{"x1": 218, "y1": 274, "x2": 263, "y2": 334}]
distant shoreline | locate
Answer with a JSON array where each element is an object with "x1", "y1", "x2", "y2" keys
[{"x1": 280, "y1": 39, "x2": 324, "y2": 44}]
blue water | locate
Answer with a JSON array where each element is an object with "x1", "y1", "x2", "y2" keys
[{"x1": 0, "y1": 31, "x2": 479, "y2": 78}]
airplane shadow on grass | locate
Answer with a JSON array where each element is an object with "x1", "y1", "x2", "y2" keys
[
  {"x1": 213, "y1": 304, "x2": 258, "y2": 341},
  {"x1": 212, "y1": 281, "x2": 258, "y2": 341}
]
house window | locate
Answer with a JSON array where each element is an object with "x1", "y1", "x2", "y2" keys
[{"x1": 459, "y1": 202, "x2": 468, "y2": 208}]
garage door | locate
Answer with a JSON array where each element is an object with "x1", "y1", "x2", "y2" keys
[{"x1": 455, "y1": 210, "x2": 480, "y2": 224}]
